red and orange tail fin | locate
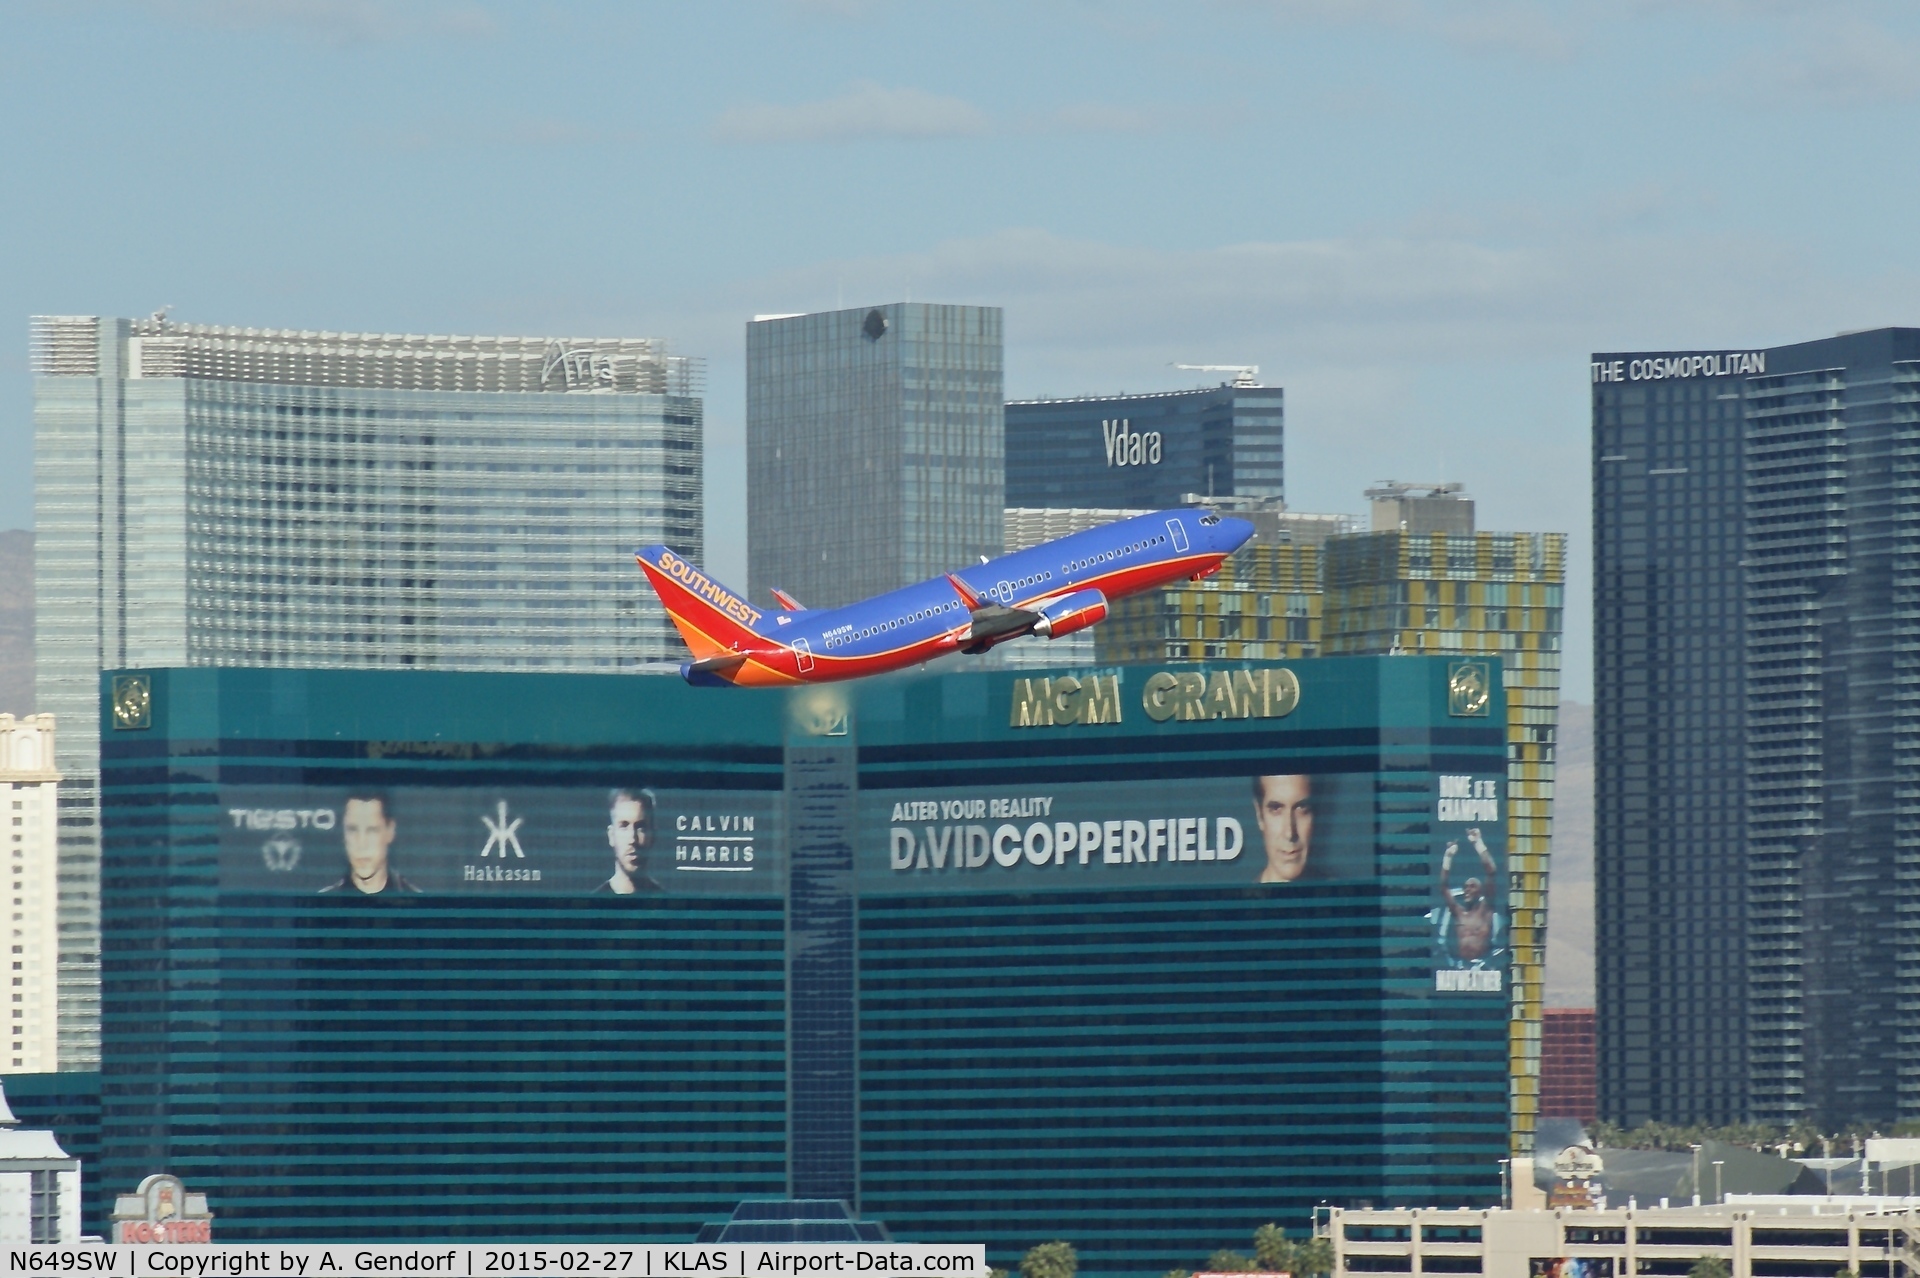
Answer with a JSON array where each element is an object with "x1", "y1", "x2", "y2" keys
[
  {"x1": 944, "y1": 572, "x2": 983, "y2": 611},
  {"x1": 634, "y1": 546, "x2": 768, "y2": 660}
]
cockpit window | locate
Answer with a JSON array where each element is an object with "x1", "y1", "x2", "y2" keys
[{"x1": 1199, "y1": 515, "x2": 1221, "y2": 526}]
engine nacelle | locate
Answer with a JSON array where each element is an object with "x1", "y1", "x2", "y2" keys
[{"x1": 1032, "y1": 589, "x2": 1109, "y2": 640}]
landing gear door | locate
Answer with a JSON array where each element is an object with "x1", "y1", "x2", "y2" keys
[{"x1": 1167, "y1": 519, "x2": 1190, "y2": 553}]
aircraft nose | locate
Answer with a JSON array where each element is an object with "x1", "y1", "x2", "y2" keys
[{"x1": 1216, "y1": 516, "x2": 1256, "y2": 551}]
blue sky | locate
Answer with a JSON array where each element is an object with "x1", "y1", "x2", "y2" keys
[{"x1": 6, "y1": 0, "x2": 1920, "y2": 699}]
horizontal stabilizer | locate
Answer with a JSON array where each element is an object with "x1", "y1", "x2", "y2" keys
[
  {"x1": 769, "y1": 588, "x2": 806, "y2": 611},
  {"x1": 687, "y1": 653, "x2": 749, "y2": 675}
]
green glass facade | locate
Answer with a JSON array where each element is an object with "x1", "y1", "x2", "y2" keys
[{"x1": 99, "y1": 659, "x2": 1508, "y2": 1271}]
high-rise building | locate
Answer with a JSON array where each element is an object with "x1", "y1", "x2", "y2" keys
[
  {"x1": 1004, "y1": 378, "x2": 1284, "y2": 510},
  {"x1": 747, "y1": 304, "x2": 1002, "y2": 611},
  {"x1": 0, "y1": 715, "x2": 59, "y2": 1074},
  {"x1": 1319, "y1": 500, "x2": 1567, "y2": 1153},
  {"x1": 32, "y1": 314, "x2": 704, "y2": 1067},
  {"x1": 1590, "y1": 346, "x2": 1755, "y2": 1127},
  {"x1": 1539, "y1": 1007, "x2": 1597, "y2": 1125},
  {"x1": 100, "y1": 657, "x2": 1509, "y2": 1266},
  {"x1": 1742, "y1": 331, "x2": 1920, "y2": 1127},
  {"x1": 1594, "y1": 330, "x2": 1920, "y2": 1129}
]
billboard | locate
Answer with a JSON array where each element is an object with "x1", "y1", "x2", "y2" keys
[
  {"x1": 862, "y1": 772, "x2": 1376, "y2": 894},
  {"x1": 1531, "y1": 1262, "x2": 1614, "y2": 1278},
  {"x1": 1431, "y1": 771, "x2": 1508, "y2": 992},
  {"x1": 218, "y1": 784, "x2": 781, "y2": 897}
]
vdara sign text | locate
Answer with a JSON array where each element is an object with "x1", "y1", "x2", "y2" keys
[
  {"x1": 1102, "y1": 419, "x2": 1162, "y2": 467},
  {"x1": 1010, "y1": 668, "x2": 1300, "y2": 728}
]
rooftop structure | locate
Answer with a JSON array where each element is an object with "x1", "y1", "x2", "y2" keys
[{"x1": 1366, "y1": 481, "x2": 1475, "y2": 536}]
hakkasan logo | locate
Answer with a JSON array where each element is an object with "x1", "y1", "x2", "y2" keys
[
  {"x1": 466, "y1": 799, "x2": 541, "y2": 882},
  {"x1": 1009, "y1": 668, "x2": 1300, "y2": 729}
]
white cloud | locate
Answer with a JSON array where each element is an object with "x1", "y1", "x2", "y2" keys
[
  {"x1": 738, "y1": 224, "x2": 1885, "y2": 374},
  {"x1": 710, "y1": 82, "x2": 992, "y2": 144}
]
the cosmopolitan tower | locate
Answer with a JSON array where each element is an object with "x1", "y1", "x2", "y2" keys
[{"x1": 1593, "y1": 330, "x2": 1920, "y2": 1128}]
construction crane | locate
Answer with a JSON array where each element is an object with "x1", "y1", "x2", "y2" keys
[{"x1": 1173, "y1": 363, "x2": 1260, "y2": 387}]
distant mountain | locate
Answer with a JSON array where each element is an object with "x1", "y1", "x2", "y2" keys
[
  {"x1": 1546, "y1": 698, "x2": 1594, "y2": 1007},
  {"x1": 0, "y1": 531, "x2": 27, "y2": 717}
]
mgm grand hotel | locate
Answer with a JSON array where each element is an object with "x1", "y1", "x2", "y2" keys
[{"x1": 98, "y1": 656, "x2": 1509, "y2": 1272}]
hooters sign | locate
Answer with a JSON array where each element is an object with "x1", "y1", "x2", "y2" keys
[{"x1": 112, "y1": 1173, "x2": 214, "y2": 1243}]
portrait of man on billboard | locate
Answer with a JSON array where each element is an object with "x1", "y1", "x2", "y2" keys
[
  {"x1": 594, "y1": 787, "x2": 663, "y2": 896},
  {"x1": 1435, "y1": 827, "x2": 1506, "y2": 967},
  {"x1": 1252, "y1": 773, "x2": 1320, "y2": 883},
  {"x1": 319, "y1": 792, "x2": 421, "y2": 895}
]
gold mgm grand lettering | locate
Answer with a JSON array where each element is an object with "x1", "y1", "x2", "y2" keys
[
  {"x1": 659, "y1": 550, "x2": 763, "y2": 627},
  {"x1": 1010, "y1": 668, "x2": 1300, "y2": 729},
  {"x1": 1142, "y1": 668, "x2": 1299, "y2": 723},
  {"x1": 1010, "y1": 675, "x2": 1124, "y2": 728}
]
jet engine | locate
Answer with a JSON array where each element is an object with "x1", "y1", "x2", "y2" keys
[{"x1": 1032, "y1": 589, "x2": 1109, "y2": 639}]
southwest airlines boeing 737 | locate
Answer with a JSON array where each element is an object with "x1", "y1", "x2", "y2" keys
[{"x1": 635, "y1": 509, "x2": 1256, "y2": 686}]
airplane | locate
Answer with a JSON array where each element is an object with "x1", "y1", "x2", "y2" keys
[{"x1": 634, "y1": 508, "x2": 1257, "y2": 687}]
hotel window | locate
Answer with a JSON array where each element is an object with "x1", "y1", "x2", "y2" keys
[{"x1": 30, "y1": 1171, "x2": 57, "y2": 1242}]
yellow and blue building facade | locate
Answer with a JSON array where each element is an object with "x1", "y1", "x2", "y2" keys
[{"x1": 98, "y1": 657, "x2": 1510, "y2": 1272}]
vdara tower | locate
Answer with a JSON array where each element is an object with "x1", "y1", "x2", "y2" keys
[{"x1": 32, "y1": 314, "x2": 704, "y2": 1067}]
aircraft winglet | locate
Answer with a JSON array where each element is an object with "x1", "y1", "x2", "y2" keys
[
  {"x1": 944, "y1": 572, "x2": 983, "y2": 611},
  {"x1": 769, "y1": 588, "x2": 805, "y2": 611}
]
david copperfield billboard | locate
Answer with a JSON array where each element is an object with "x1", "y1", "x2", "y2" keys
[{"x1": 864, "y1": 773, "x2": 1376, "y2": 891}]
